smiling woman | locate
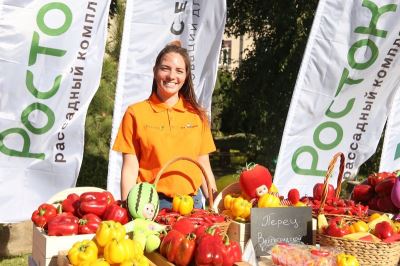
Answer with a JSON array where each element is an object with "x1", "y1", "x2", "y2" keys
[{"x1": 112, "y1": 41, "x2": 218, "y2": 209}]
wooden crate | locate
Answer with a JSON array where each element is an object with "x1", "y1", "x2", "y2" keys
[
  {"x1": 227, "y1": 220, "x2": 250, "y2": 249},
  {"x1": 58, "y1": 250, "x2": 156, "y2": 266},
  {"x1": 32, "y1": 226, "x2": 95, "y2": 266},
  {"x1": 145, "y1": 252, "x2": 175, "y2": 266}
]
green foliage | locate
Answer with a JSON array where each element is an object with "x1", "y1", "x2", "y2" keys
[
  {"x1": 219, "y1": 0, "x2": 384, "y2": 175},
  {"x1": 211, "y1": 70, "x2": 234, "y2": 133},
  {"x1": 220, "y1": 0, "x2": 319, "y2": 171},
  {"x1": 77, "y1": 0, "x2": 125, "y2": 188}
]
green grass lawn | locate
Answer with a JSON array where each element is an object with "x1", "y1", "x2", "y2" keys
[
  {"x1": 0, "y1": 254, "x2": 29, "y2": 266},
  {"x1": 216, "y1": 173, "x2": 239, "y2": 192}
]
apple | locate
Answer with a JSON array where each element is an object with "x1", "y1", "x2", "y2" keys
[{"x1": 313, "y1": 183, "x2": 335, "y2": 201}]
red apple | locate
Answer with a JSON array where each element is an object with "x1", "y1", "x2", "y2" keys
[{"x1": 313, "y1": 183, "x2": 335, "y2": 201}]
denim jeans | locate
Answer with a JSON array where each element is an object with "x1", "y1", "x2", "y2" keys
[{"x1": 158, "y1": 188, "x2": 204, "y2": 210}]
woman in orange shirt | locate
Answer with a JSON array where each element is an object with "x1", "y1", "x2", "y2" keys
[{"x1": 113, "y1": 42, "x2": 217, "y2": 209}]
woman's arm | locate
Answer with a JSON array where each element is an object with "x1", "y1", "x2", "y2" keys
[
  {"x1": 120, "y1": 153, "x2": 139, "y2": 200},
  {"x1": 198, "y1": 154, "x2": 217, "y2": 199}
]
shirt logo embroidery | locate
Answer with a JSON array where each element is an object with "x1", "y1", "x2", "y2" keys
[
  {"x1": 144, "y1": 124, "x2": 164, "y2": 130},
  {"x1": 181, "y1": 123, "x2": 198, "y2": 129}
]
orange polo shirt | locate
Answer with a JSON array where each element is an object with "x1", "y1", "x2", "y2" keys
[{"x1": 112, "y1": 93, "x2": 216, "y2": 197}]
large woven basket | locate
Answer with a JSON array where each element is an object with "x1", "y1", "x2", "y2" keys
[
  {"x1": 319, "y1": 234, "x2": 400, "y2": 266},
  {"x1": 314, "y1": 153, "x2": 369, "y2": 242},
  {"x1": 212, "y1": 181, "x2": 251, "y2": 245},
  {"x1": 316, "y1": 154, "x2": 400, "y2": 265},
  {"x1": 155, "y1": 156, "x2": 231, "y2": 234}
]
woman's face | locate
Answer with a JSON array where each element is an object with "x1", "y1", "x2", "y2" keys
[{"x1": 154, "y1": 52, "x2": 187, "y2": 104}]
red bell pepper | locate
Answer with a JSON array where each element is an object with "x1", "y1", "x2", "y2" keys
[
  {"x1": 160, "y1": 229, "x2": 186, "y2": 263},
  {"x1": 102, "y1": 203, "x2": 129, "y2": 224},
  {"x1": 103, "y1": 191, "x2": 115, "y2": 205},
  {"x1": 195, "y1": 225, "x2": 222, "y2": 245},
  {"x1": 160, "y1": 229, "x2": 197, "y2": 266},
  {"x1": 61, "y1": 193, "x2": 80, "y2": 215},
  {"x1": 374, "y1": 221, "x2": 394, "y2": 240},
  {"x1": 195, "y1": 229, "x2": 224, "y2": 265},
  {"x1": 324, "y1": 217, "x2": 350, "y2": 237},
  {"x1": 221, "y1": 235, "x2": 242, "y2": 266},
  {"x1": 174, "y1": 233, "x2": 196, "y2": 266},
  {"x1": 172, "y1": 217, "x2": 196, "y2": 235},
  {"x1": 47, "y1": 212, "x2": 79, "y2": 236},
  {"x1": 31, "y1": 203, "x2": 58, "y2": 228},
  {"x1": 78, "y1": 213, "x2": 102, "y2": 234},
  {"x1": 78, "y1": 192, "x2": 109, "y2": 217}
]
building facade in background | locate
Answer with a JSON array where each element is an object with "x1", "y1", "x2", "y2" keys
[{"x1": 219, "y1": 34, "x2": 253, "y2": 70}]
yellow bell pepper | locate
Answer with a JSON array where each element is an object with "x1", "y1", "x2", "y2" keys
[
  {"x1": 258, "y1": 193, "x2": 281, "y2": 208},
  {"x1": 393, "y1": 221, "x2": 400, "y2": 233},
  {"x1": 349, "y1": 220, "x2": 369, "y2": 233},
  {"x1": 230, "y1": 197, "x2": 252, "y2": 220},
  {"x1": 78, "y1": 258, "x2": 110, "y2": 266},
  {"x1": 269, "y1": 183, "x2": 279, "y2": 193},
  {"x1": 336, "y1": 253, "x2": 359, "y2": 266},
  {"x1": 124, "y1": 238, "x2": 144, "y2": 261},
  {"x1": 223, "y1": 194, "x2": 235, "y2": 210},
  {"x1": 120, "y1": 256, "x2": 150, "y2": 266},
  {"x1": 368, "y1": 213, "x2": 381, "y2": 222},
  {"x1": 68, "y1": 239, "x2": 98, "y2": 266},
  {"x1": 104, "y1": 238, "x2": 135, "y2": 264},
  {"x1": 95, "y1": 220, "x2": 126, "y2": 247},
  {"x1": 172, "y1": 194, "x2": 194, "y2": 215}
]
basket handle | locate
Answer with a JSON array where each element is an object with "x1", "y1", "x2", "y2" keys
[
  {"x1": 318, "y1": 152, "x2": 345, "y2": 214},
  {"x1": 153, "y1": 156, "x2": 214, "y2": 208}
]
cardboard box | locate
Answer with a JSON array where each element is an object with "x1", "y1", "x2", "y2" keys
[{"x1": 31, "y1": 225, "x2": 95, "y2": 266}]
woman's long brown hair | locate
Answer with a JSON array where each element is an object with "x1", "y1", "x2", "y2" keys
[{"x1": 151, "y1": 43, "x2": 207, "y2": 122}]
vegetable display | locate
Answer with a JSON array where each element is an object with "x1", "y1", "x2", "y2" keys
[{"x1": 31, "y1": 203, "x2": 57, "y2": 228}]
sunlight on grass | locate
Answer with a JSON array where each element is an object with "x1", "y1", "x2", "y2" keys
[
  {"x1": 0, "y1": 254, "x2": 29, "y2": 266},
  {"x1": 216, "y1": 173, "x2": 239, "y2": 191}
]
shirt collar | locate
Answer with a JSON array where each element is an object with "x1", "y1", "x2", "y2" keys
[{"x1": 148, "y1": 93, "x2": 187, "y2": 113}]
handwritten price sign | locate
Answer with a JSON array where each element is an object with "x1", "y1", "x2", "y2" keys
[{"x1": 250, "y1": 207, "x2": 313, "y2": 257}]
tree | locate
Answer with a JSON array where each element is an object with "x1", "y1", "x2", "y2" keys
[
  {"x1": 77, "y1": 0, "x2": 125, "y2": 187},
  {"x1": 220, "y1": 0, "x2": 319, "y2": 171}
]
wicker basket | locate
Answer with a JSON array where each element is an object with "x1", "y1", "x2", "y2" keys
[
  {"x1": 319, "y1": 234, "x2": 400, "y2": 266},
  {"x1": 212, "y1": 181, "x2": 250, "y2": 247},
  {"x1": 314, "y1": 152, "x2": 369, "y2": 243},
  {"x1": 155, "y1": 156, "x2": 231, "y2": 234},
  {"x1": 316, "y1": 154, "x2": 400, "y2": 265}
]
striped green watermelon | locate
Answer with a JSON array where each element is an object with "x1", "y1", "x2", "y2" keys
[{"x1": 127, "y1": 182, "x2": 159, "y2": 220}]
